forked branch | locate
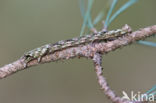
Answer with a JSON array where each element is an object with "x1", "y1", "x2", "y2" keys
[
  {"x1": 0, "y1": 24, "x2": 155, "y2": 103},
  {"x1": 0, "y1": 25, "x2": 156, "y2": 79}
]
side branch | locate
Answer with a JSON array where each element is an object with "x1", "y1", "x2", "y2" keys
[
  {"x1": 0, "y1": 25, "x2": 156, "y2": 79},
  {"x1": 92, "y1": 53, "x2": 128, "y2": 103},
  {"x1": 92, "y1": 53, "x2": 146, "y2": 103}
]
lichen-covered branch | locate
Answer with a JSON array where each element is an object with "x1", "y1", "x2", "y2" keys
[{"x1": 0, "y1": 25, "x2": 156, "y2": 79}]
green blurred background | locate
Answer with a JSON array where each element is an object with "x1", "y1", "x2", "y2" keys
[{"x1": 0, "y1": 0, "x2": 156, "y2": 103}]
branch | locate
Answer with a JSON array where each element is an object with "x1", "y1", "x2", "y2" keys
[
  {"x1": 92, "y1": 53, "x2": 126, "y2": 103},
  {"x1": 92, "y1": 53, "x2": 148, "y2": 103},
  {"x1": 0, "y1": 25, "x2": 156, "y2": 79}
]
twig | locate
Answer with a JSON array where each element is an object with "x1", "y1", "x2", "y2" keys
[
  {"x1": 92, "y1": 53, "x2": 128, "y2": 103},
  {"x1": 0, "y1": 25, "x2": 155, "y2": 79},
  {"x1": 92, "y1": 53, "x2": 148, "y2": 103}
]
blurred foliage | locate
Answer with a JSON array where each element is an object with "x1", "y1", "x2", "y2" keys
[
  {"x1": 80, "y1": 0, "x2": 156, "y2": 48},
  {"x1": 79, "y1": 0, "x2": 94, "y2": 36}
]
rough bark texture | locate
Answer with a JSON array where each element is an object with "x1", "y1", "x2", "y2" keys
[
  {"x1": 0, "y1": 25, "x2": 155, "y2": 79},
  {"x1": 0, "y1": 25, "x2": 155, "y2": 103}
]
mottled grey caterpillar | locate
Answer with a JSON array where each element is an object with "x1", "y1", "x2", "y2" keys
[{"x1": 22, "y1": 24, "x2": 132, "y2": 67}]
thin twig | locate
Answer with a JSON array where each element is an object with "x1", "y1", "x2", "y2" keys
[
  {"x1": 92, "y1": 53, "x2": 147, "y2": 103},
  {"x1": 92, "y1": 53, "x2": 128, "y2": 103},
  {"x1": 0, "y1": 25, "x2": 156, "y2": 79}
]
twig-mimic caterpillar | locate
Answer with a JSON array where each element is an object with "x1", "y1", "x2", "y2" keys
[{"x1": 22, "y1": 24, "x2": 132, "y2": 67}]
